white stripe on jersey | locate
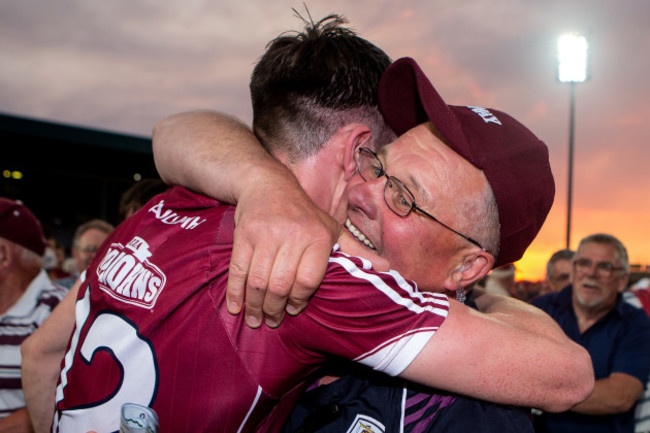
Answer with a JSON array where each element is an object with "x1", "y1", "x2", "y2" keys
[
  {"x1": 328, "y1": 255, "x2": 449, "y2": 317},
  {"x1": 329, "y1": 254, "x2": 449, "y2": 376},
  {"x1": 354, "y1": 328, "x2": 438, "y2": 376},
  {"x1": 237, "y1": 386, "x2": 262, "y2": 433}
]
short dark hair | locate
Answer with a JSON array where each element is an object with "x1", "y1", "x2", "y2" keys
[
  {"x1": 250, "y1": 11, "x2": 393, "y2": 162},
  {"x1": 118, "y1": 178, "x2": 168, "y2": 222}
]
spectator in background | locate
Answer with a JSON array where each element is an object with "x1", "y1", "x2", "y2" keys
[
  {"x1": 624, "y1": 277, "x2": 650, "y2": 433},
  {"x1": 544, "y1": 249, "x2": 575, "y2": 294},
  {"x1": 117, "y1": 178, "x2": 167, "y2": 222},
  {"x1": 42, "y1": 230, "x2": 71, "y2": 282},
  {"x1": 0, "y1": 198, "x2": 66, "y2": 431},
  {"x1": 532, "y1": 233, "x2": 650, "y2": 433},
  {"x1": 481, "y1": 263, "x2": 517, "y2": 297},
  {"x1": 55, "y1": 219, "x2": 114, "y2": 289}
]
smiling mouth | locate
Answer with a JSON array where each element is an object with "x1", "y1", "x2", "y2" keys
[{"x1": 345, "y1": 218, "x2": 375, "y2": 250}]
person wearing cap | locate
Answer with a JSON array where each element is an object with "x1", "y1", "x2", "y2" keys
[
  {"x1": 0, "y1": 198, "x2": 66, "y2": 431},
  {"x1": 24, "y1": 17, "x2": 591, "y2": 433},
  {"x1": 532, "y1": 234, "x2": 650, "y2": 433}
]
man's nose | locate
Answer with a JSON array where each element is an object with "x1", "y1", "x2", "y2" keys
[{"x1": 347, "y1": 178, "x2": 384, "y2": 220}]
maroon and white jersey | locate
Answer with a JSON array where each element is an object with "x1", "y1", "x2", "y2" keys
[{"x1": 54, "y1": 186, "x2": 449, "y2": 433}]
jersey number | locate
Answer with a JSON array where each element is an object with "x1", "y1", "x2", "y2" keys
[{"x1": 55, "y1": 286, "x2": 158, "y2": 432}]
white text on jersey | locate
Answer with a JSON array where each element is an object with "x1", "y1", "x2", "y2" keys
[
  {"x1": 148, "y1": 199, "x2": 205, "y2": 229},
  {"x1": 95, "y1": 237, "x2": 166, "y2": 309}
]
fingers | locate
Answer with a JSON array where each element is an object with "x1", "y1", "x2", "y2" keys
[
  {"x1": 242, "y1": 247, "x2": 276, "y2": 328},
  {"x1": 262, "y1": 244, "x2": 305, "y2": 327},
  {"x1": 284, "y1": 240, "x2": 332, "y2": 316},
  {"x1": 226, "y1": 239, "x2": 252, "y2": 316}
]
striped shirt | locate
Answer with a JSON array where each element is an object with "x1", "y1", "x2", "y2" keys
[{"x1": 0, "y1": 269, "x2": 66, "y2": 417}]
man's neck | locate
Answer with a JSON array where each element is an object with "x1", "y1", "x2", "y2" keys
[{"x1": 572, "y1": 300, "x2": 615, "y2": 334}]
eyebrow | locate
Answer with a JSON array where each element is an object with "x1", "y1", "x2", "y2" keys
[
  {"x1": 405, "y1": 173, "x2": 431, "y2": 204},
  {"x1": 379, "y1": 146, "x2": 433, "y2": 204}
]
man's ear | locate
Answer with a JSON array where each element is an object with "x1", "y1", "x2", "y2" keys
[
  {"x1": 0, "y1": 242, "x2": 12, "y2": 269},
  {"x1": 445, "y1": 249, "x2": 495, "y2": 291},
  {"x1": 343, "y1": 127, "x2": 372, "y2": 180}
]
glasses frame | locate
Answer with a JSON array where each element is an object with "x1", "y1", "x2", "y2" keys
[
  {"x1": 356, "y1": 147, "x2": 486, "y2": 252},
  {"x1": 573, "y1": 257, "x2": 625, "y2": 278}
]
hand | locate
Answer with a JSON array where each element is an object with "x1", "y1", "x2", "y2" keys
[{"x1": 227, "y1": 174, "x2": 340, "y2": 328}]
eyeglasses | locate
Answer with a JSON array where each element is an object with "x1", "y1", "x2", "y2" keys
[
  {"x1": 573, "y1": 257, "x2": 625, "y2": 278},
  {"x1": 355, "y1": 147, "x2": 486, "y2": 251}
]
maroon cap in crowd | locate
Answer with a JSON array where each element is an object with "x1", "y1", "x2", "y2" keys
[
  {"x1": 0, "y1": 198, "x2": 47, "y2": 256},
  {"x1": 378, "y1": 57, "x2": 555, "y2": 267}
]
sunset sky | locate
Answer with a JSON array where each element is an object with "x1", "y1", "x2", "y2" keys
[{"x1": 1, "y1": 0, "x2": 648, "y2": 281}]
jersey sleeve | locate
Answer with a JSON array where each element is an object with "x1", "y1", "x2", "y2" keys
[{"x1": 282, "y1": 251, "x2": 449, "y2": 377}]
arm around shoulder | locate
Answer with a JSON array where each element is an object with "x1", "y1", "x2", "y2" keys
[
  {"x1": 400, "y1": 296, "x2": 594, "y2": 412},
  {"x1": 152, "y1": 109, "x2": 288, "y2": 204}
]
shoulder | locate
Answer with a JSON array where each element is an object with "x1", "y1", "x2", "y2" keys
[{"x1": 619, "y1": 298, "x2": 650, "y2": 328}]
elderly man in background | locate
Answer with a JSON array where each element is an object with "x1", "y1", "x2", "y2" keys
[
  {"x1": 0, "y1": 198, "x2": 65, "y2": 432},
  {"x1": 533, "y1": 233, "x2": 650, "y2": 433},
  {"x1": 56, "y1": 219, "x2": 114, "y2": 289}
]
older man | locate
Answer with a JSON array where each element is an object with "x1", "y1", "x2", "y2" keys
[
  {"x1": 0, "y1": 198, "x2": 65, "y2": 432},
  {"x1": 533, "y1": 234, "x2": 650, "y2": 433},
  {"x1": 55, "y1": 219, "x2": 114, "y2": 289}
]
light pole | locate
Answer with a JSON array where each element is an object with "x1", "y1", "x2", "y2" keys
[{"x1": 557, "y1": 33, "x2": 588, "y2": 249}]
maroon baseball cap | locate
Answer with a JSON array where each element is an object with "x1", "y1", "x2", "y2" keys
[
  {"x1": 0, "y1": 198, "x2": 47, "y2": 256},
  {"x1": 378, "y1": 57, "x2": 555, "y2": 267}
]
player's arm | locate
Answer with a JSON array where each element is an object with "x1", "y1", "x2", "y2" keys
[
  {"x1": 399, "y1": 296, "x2": 594, "y2": 413},
  {"x1": 152, "y1": 110, "x2": 339, "y2": 328},
  {"x1": 21, "y1": 279, "x2": 80, "y2": 433}
]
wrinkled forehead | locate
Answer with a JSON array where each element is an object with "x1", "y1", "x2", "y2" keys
[
  {"x1": 577, "y1": 242, "x2": 620, "y2": 263},
  {"x1": 378, "y1": 123, "x2": 479, "y2": 197}
]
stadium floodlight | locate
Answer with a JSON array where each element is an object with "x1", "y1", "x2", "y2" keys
[
  {"x1": 557, "y1": 32, "x2": 589, "y2": 249},
  {"x1": 558, "y1": 33, "x2": 588, "y2": 83}
]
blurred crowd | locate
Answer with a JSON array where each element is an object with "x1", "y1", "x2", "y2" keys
[{"x1": 0, "y1": 179, "x2": 167, "y2": 429}]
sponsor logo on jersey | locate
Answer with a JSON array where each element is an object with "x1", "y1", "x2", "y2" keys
[
  {"x1": 346, "y1": 415, "x2": 385, "y2": 433},
  {"x1": 96, "y1": 236, "x2": 166, "y2": 309},
  {"x1": 148, "y1": 199, "x2": 205, "y2": 229},
  {"x1": 467, "y1": 106, "x2": 502, "y2": 125}
]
